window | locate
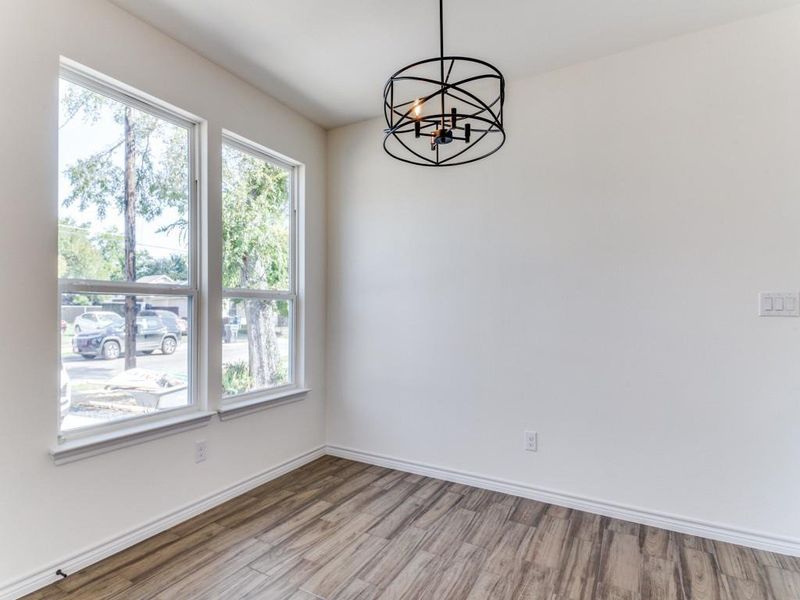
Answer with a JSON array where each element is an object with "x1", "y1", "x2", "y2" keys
[
  {"x1": 221, "y1": 136, "x2": 298, "y2": 400},
  {"x1": 58, "y1": 66, "x2": 198, "y2": 436}
]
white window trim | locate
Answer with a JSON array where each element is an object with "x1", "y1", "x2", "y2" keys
[
  {"x1": 50, "y1": 411, "x2": 215, "y2": 466},
  {"x1": 55, "y1": 61, "x2": 207, "y2": 455},
  {"x1": 219, "y1": 131, "x2": 306, "y2": 411},
  {"x1": 217, "y1": 387, "x2": 311, "y2": 421}
]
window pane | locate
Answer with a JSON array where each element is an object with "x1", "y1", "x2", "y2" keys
[
  {"x1": 60, "y1": 292, "x2": 191, "y2": 431},
  {"x1": 222, "y1": 298, "x2": 291, "y2": 396},
  {"x1": 222, "y1": 143, "x2": 291, "y2": 291},
  {"x1": 58, "y1": 79, "x2": 190, "y2": 285}
]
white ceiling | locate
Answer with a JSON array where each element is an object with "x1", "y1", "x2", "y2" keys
[{"x1": 111, "y1": 0, "x2": 799, "y2": 128}]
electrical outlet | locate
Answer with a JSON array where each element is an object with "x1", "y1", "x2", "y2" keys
[
  {"x1": 523, "y1": 430, "x2": 537, "y2": 452},
  {"x1": 195, "y1": 440, "x2": 207, "y2": 463}
]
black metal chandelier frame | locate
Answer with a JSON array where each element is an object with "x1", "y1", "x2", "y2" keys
[{"x1": 383, "y1": 0, "x2": 506, "y2": 167}]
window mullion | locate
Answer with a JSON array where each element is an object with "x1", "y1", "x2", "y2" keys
[
  {"x1": 60, "y1": 280, "x2": 196, "y2": 296},
  {"x1": 222, "y1": 288, "x2": 294, "y2": 301}
]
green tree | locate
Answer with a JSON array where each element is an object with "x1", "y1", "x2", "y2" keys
[
  {"x1": 222, "y1": 145, "x2": 290, "y2": 388},
  {"x1": 60, "y1": 82, "x2": 188, "y2": 368},
  {"x1": 138, "y1": 253, "x2": 189, "y2": 282},
  {"x1": 93, "y1": 228, "x2": 125, "y2": 281},
  {"x1": 58, "y1": 218, "x2": 110, "y2": 280}
]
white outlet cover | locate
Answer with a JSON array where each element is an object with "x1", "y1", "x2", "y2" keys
[
  {"x1": 195, "y1": 440, "x2": 207, "y2": 463},
  {"x1": 524, "y1": 430, "x2": 537, "y2": 452}
]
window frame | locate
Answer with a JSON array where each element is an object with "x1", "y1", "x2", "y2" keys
[
  {"x1": 220, "y1": 132, "x2": 301, "y2": 405},
  {"x1": 56, "y1": 63, "x2": 203, "y2": 443}
]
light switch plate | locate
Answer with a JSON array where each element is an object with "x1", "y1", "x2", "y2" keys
[{"x1": 759, "y1": 292, "x2": 800, "y2": 317}]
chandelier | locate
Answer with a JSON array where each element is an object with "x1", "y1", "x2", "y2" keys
[{"x1": 383, "y1": 0, "x2": 506, "y2": 167}]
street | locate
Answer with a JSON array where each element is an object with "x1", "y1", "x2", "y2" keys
[
  {"x1": 61, "y1": 333, "x2": 289, "y2": 430},
  {"x1": 63, "y1": 334, "x2": 288, "y2": 380},
  {"x1": 63, "y1": 336, "x2": 252, "y2": 380}
]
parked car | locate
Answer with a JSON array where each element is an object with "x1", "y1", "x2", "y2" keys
[
  {"x1": 73, "y1": 311, "x2": 123, "y2": 334},
  {"x1": 139, "y1": 309, "x2": 184, "y2": 338},
  {"x1": 59, "y1": 362, "x2": 71, "y2": 420},
  {"x1": 72, "y1": 316, "x2": 179, "y2": 360}
]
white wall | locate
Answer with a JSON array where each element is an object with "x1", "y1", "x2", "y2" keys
[
  {"x1": 0, "y1": 0, "x2": 326, "y2": 587},
  {"x1": 327, "y1": 6, "x2": 800, "y2": 545}
]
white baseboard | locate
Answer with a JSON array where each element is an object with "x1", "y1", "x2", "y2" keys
[
  {"x1": 0, "y1": 445, "x2": 325, "y2": 600},
  {"x1": 326, "y1": 444, "x2": 800, "y2": 558}
]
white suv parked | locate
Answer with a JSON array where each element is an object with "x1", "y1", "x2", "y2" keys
[{"x1": 73, "y1": 311, "x2": 123, "y2": 334}]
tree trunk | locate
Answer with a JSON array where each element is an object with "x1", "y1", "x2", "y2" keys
[
  {"x1": 123, "y1": 106, "x2": 137, "y2": 369},
  {"x1": 238, "y1": 253, "x2": 280, "y2": 387},
  {"x1": 245, "y1": 299, "x2": 279, "y2": 387}
]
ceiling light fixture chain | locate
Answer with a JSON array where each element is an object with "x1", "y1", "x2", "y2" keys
[{"x1": 382, "y1": 0, "x2": 506, "y2": 167}]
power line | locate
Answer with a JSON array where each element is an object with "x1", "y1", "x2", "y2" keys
[{"x1": 58, "y1": 222, "x2": 186, "y2": 253}]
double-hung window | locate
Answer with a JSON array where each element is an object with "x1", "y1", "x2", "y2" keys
[
  {"x1": 221, "y1": 135, "x2": 298, "y2": 402},
  {"x1": 58, "y1": 66, "x2": 199, "y2": 438}
]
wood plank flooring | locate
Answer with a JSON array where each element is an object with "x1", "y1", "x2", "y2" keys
[{"x1": 22, "y1": 456, "x2": 800, "y2": 600}]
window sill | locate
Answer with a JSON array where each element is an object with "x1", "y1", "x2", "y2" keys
[
  {"x1": 50, "y1": 411, "x2": 215, "y2": 466},
  {"x1": 218, "y1": 387, "x2": 310, "y2": 421}
]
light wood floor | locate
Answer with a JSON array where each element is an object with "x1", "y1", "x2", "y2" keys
[{"x1": 24, "y1": 456, "x2": 800, "y2": 600}]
